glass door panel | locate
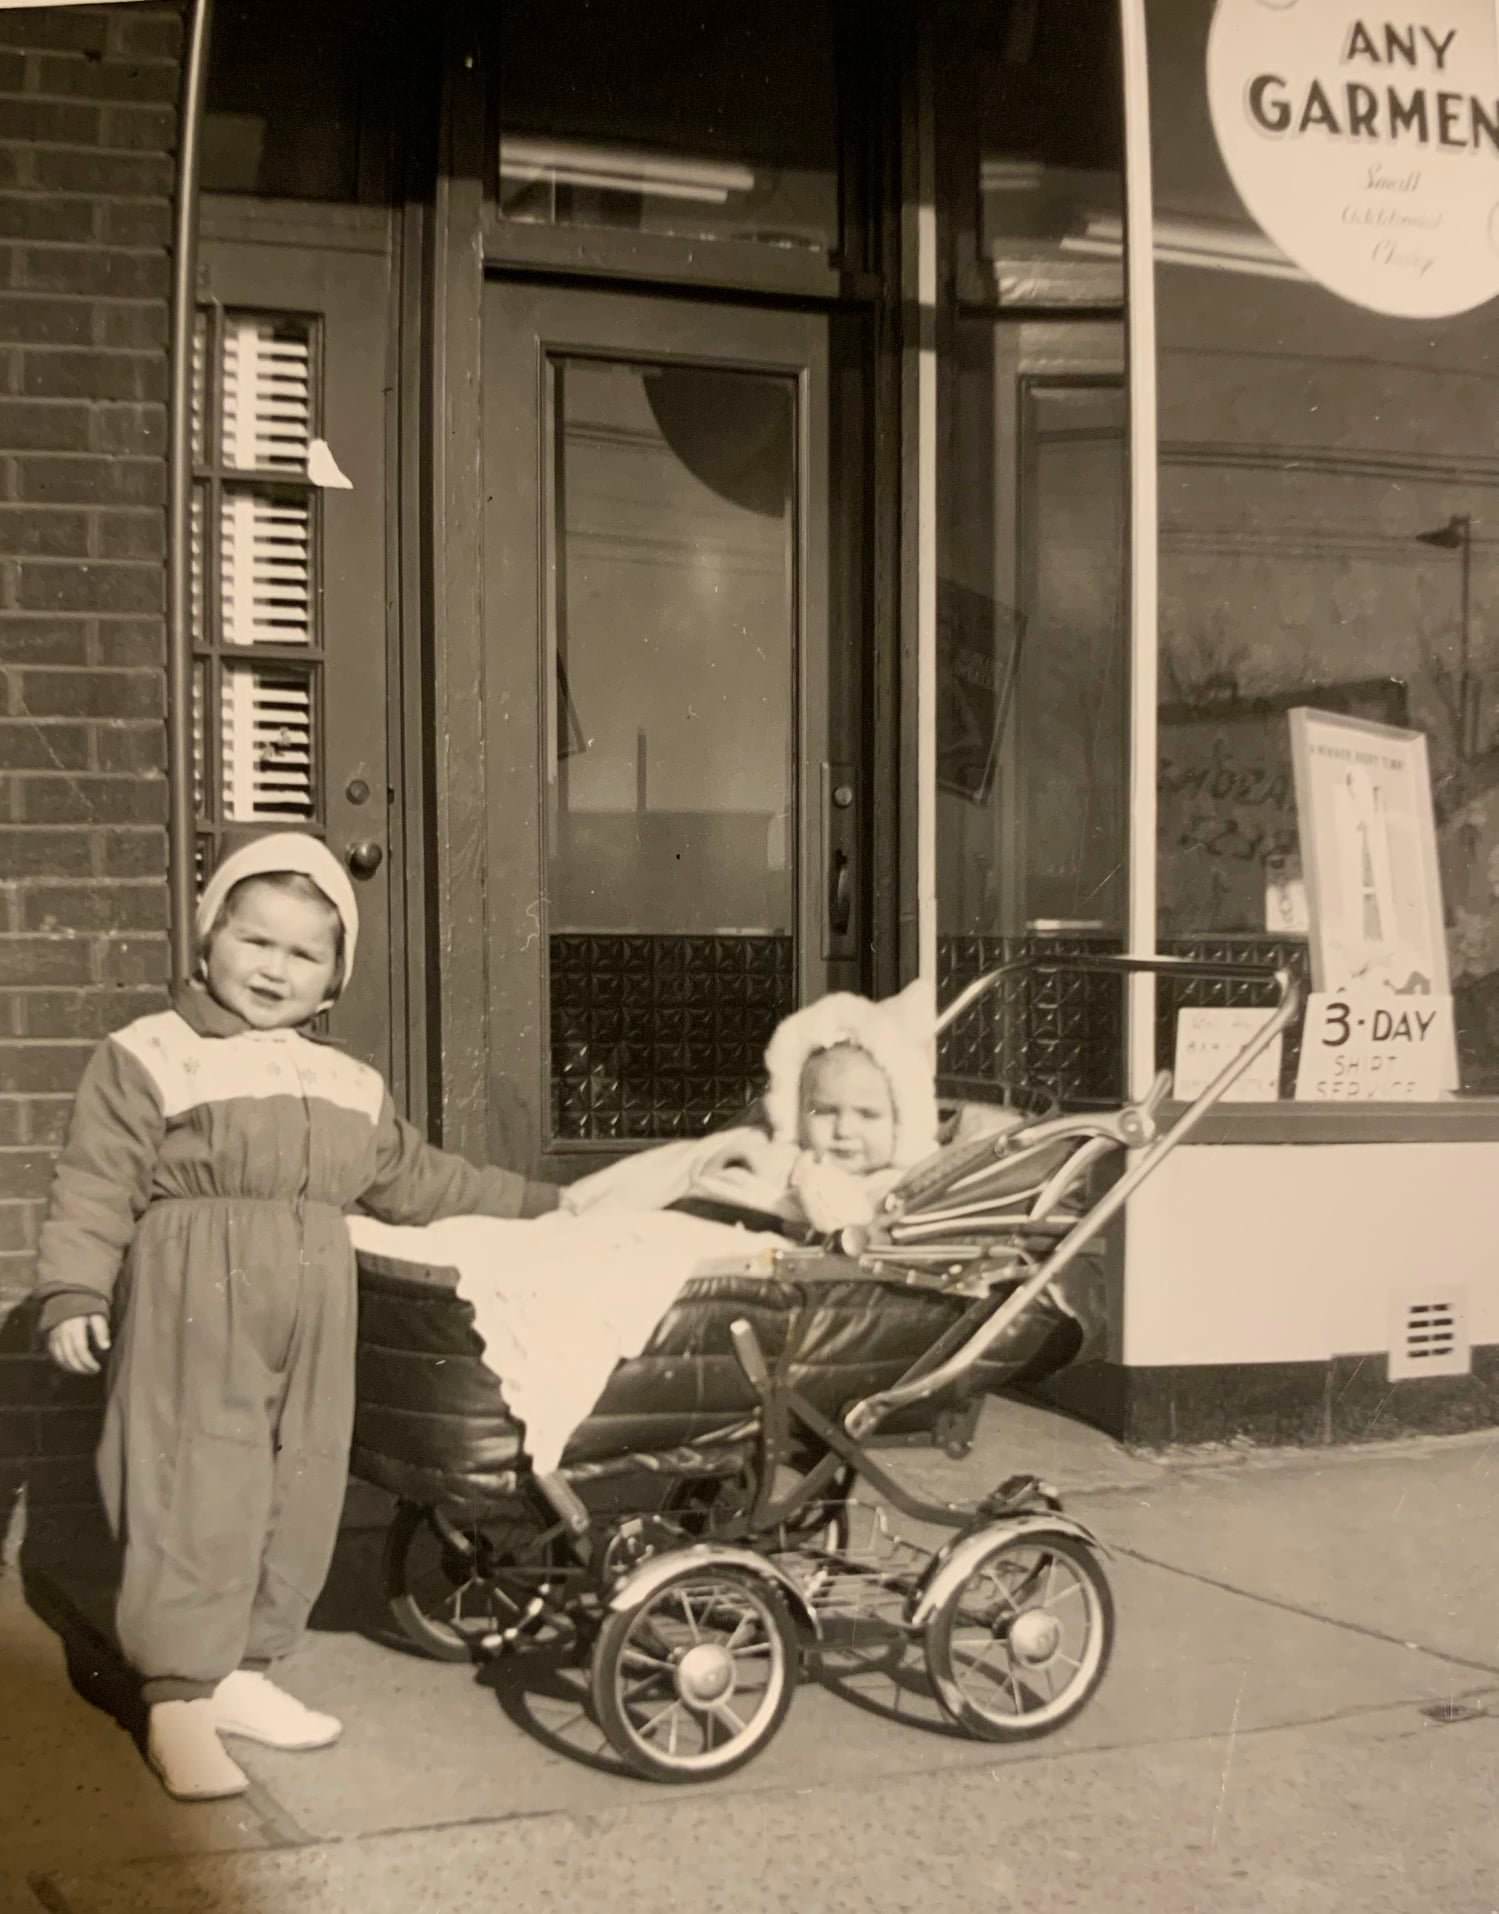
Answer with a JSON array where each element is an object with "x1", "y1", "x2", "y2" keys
[{"x1": 483, "y1": 284, "x2": 858, "y2": 1169}]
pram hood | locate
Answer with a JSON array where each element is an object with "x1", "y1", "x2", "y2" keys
[{"x1": 762, "y1": 980, "x2": 940, "y2": 1170}]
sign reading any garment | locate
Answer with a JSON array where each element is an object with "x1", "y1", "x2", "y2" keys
[
  {"x1": 1208, "y1": 0, "x2": 1499, "y2": 317},
  {"x1": 1294, "y1": 989, "x2": 1457, "y2": 1098}
]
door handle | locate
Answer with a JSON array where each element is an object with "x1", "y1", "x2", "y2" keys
[
  {"x1": 346, "y1": 840, "x2": 384, "y2": 880},
  {"x1": 829, "y1": 849, "x2": 851, "y2": 937}
]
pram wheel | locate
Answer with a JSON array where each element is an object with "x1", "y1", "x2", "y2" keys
[
  {"x1": 923, "y1": 1530, "x2": 1113, "y2": 1740},
  {"x1": 384, "y1": 1500, "x2": 563, "y2": 1662},
  {"x1": 592, "y1": 1565, "x2": 799, "y2": 1782}
]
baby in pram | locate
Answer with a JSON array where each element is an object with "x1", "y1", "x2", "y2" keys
[
  {"x1": 562, "y1": 980, "x2": 943, "y2": 1234},
  {"x1": 348, "y1": 982, "x2": 950, "y2": 1473}
]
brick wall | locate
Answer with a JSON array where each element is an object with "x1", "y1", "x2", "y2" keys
[{"x1": 0, "y1": 3, "x2": 181, "y2": 1519}]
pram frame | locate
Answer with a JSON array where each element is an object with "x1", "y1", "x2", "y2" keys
[{"x1": 369, "y1": 954, "x2": 1300, "y2": 1779}]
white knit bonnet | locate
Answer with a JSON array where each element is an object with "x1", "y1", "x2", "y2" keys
[{"x1": 194, "y1": 832, "x2": 360, "y2": 999}]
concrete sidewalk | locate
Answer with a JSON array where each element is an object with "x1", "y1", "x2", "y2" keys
[{"x1": 4, "y1": 1401, "x2": 1497, "y2": 1911}]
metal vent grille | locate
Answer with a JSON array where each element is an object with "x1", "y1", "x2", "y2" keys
[{"x1": 1388, "y1": 1290, "x2": 1471, "y2": 1381}]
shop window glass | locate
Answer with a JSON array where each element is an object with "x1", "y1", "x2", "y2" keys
[
  {"x1": 496, "y1": 0, "x2": 841, "y2": 256},
  {"x1": 941, "y1": 0, "x2": 1125, "y2": 303},
  {"x1": 1150, "y1": 0, "x2": 1499, "y2": 1096}
]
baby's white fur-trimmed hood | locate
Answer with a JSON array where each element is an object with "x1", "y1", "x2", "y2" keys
[{"x1": 761, "y1": 979, "x2": 939, "y2": 1169}]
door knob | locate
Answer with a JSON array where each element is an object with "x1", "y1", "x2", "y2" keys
[{"x1": 346, "y1": 840, "x2": 384, "y2": 880}]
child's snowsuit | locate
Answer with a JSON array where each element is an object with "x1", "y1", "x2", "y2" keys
[{"x1": 32, "y1": 842, "x2": 552, "y2": 1705}]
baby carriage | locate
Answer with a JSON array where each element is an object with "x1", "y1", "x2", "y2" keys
[{"x1": 351, "y1": 955, "x2": 1299, "y2": 1782}]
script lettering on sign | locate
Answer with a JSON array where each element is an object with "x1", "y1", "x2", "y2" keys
[{"x1": 1208, "y1": 0, "x2": 1499, "y2": 317}]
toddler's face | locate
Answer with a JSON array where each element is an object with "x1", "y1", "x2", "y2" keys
[
  {"x1": 205, "y1": 881, "x2": 340, "y2": 1031},
  {"x1": 798, "y1": 1046, "x2": 896, "y2": 1173}
]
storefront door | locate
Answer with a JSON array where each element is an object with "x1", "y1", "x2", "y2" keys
[{"x1": 481, "y1": 283, "x2": 866, "y2": 1172}]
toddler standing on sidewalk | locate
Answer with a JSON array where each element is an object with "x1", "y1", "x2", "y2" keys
[{"x1": 33, "y1": 832, "x2": 558, "y2": 1803}]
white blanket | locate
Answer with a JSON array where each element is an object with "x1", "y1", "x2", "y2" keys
[{"x1": 348, "y1": 1209, "x2": 785, "y2": 1473}]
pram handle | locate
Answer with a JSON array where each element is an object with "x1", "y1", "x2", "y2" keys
[{"x1": 845, "y1": 955, "x2": 1301, "y2": 1442}]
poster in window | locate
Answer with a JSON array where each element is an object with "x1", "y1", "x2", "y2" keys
[
  {"x1": 1288, "y1": 707, "x2": 1449, "y2": 997},
  {"x1": 937, "y1": 581, "x2": 1022, "y2": 803}
]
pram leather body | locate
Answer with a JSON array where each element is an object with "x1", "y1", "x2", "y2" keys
[{"x1": 352, "y1": 1247, "x2": 1082, "y2": 1509}]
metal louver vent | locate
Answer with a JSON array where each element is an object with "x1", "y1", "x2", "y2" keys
[
  {"x1": 221, "y1": 316, "x2": 312, "y2": 471},
  {"x1": 220, "y1": 492, "x2": 312, "y2": 646},
  {"x1": 220, "y1": 665, "x2": 315, "y2": 821},
  {"x1": 1388, "y1": 1290, "x2": 1470, "y2": 1381},
  {"x1": 191, "y1": 310, "x2": 207, "y2": 463}
]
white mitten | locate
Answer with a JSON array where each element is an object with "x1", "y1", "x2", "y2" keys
[{"x1": 787, "y1": 1153, "x2": 880, "y2": 1233}]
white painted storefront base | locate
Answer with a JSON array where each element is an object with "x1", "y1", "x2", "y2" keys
[{"x1": 1122, "y1": 1141, "x2": 1499, "y2": 1368}]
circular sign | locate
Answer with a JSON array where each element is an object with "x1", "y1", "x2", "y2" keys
[{"x1": 1207, "y1": 0, "x2": 1499, "y2": 316}]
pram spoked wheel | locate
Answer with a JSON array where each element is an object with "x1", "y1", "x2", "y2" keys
[
  {"x1": 923, "y1": 1530, "x2": 1113, "y2": 1740},
  {"x1": 592, "y1": 1564, "x2": 799, "y2": 1781},
  {"x1": 383, "y1": 1500, "x2": 564, "y2": 1662}
]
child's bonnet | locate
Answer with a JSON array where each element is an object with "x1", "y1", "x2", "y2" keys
[
  {"x1": 195, "y1": 831, "x2": 361, "y2": 1001},
  {"x1": 760, "y1": 980, "x2": 940, "y2": 1170}
]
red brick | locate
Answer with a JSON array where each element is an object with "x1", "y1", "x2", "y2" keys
[
  {"x1": 0, "y1": 196, "x2": 95, "y2": 245},
  {"x1": 0, "y1": 51, "x2": 27, "y2": 91},
  {"x1": 99, "y1": 101, "x2": 177, "y2": 149},
  {"x1": 3, "y1": 1354, "x2": 100, "y2": 1409},
  {"x1": 0, "y1": 826, "x2": 93, "y2": 875},
  {"x1": 23, "y1": 348, "x2": 164, "y2": 403},
  {"x1": 16, "y1": 667, "x2": 163, "y2": 718},
  {"x1": 97, "y1": 826, "x2": 165, "y2": 877},
  {"x1": 14, "y1": 982, "x2": 164, "y2": 1037},
  {"x1": 112, "y1": 16, "x2": 182, "y2": 63},
  {"x1": 0, "y1": 508, "x2": 90, "y2": 558},
  {"x1": 0, "y1": 1045, "x2": 90, "y2": 1096},
  {"x1": 91, "y1": 401, "x2": 165, "y2": 457},
  {"x1": 15, "y1": 561, "x2": 162, "y2": 615},
  {"x1": 0, "y1": 937, "x2": 90, "y2": 987},
  {"x1": 0, "y1": 617, "x2": 91, "y2": 663},
  {"x1": 0, "y1": 1406, "x2": 37, "y2": 1457},
  {"x1": 96, "y1": 512, "x2": 164, "y2": 561},
  {"x1": 31, "y1": 149, "x2": 172, "y2": 198},
  {"x1": 0, "y1": 719, "x2": 91, "y2": 769},
  {"x1": 94, "y1": 936, "x2": 168, "y2": 986},
  {"x1": 34, "y1": 54, "x2": 179, "y2": 106},
  {"x1": 0, "y1": 1149, "x2": 55, "y2": 1200},
  {"x1": 12, "y1": 773, "x2": 167, "y2": 825},
  {"x1": 96, "y1": 200, "x2": 170, "y2": 248},
  {"x1": 0, "y1": 296, "x2": 91, "y2": 347},
  {"x1": 0, "y1": 99, "x2": 102, "y2": 144},
  {"x1": 0, "y1": 1104, "x2": 23, "y2": 1145},
  {"x1": 19, "y1": 882, "x2": 166, "y2": 935},
  {"x1": 0, "y1": 399, "x2": 91, "y2": 451},
  {"x1": 2, "y1": 1451, "x2": 101, "y2": 1508},
  {"x1": 19, "y1": 248, "x2": 168, "y2": 301},
  {"x1": 14, "y1": 455, "x2": 164, "y2": 506},
  {"x1": 93, "y1": 722, "x2": 164, "y2": 772},
  {"x1": 20, "y1": 1097, "x2": 71, "y2": 1146},
  {"x1": 0, "y1": 151, "x2": 21, "y2": 193},
  {"x1": 97, "y1": 302, "x2": 166, "y2": 351},
  {"x1": 0, "y1": 1196, "x2": 40, "y2": 1251},
  {"x1": 0, "y1": 11, "x2": 111, "y2": 55}
]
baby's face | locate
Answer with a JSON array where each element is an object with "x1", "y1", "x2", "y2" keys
[{"x1": 798, "y1": 1046, "x2": 896, "y2": 1173}]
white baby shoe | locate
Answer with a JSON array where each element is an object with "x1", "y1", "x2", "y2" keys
[
  {"x1": 147, "y1": 1699, "x2": 249, "y2": 1801},
  {"x1": 213, "y1": 1670, "x2": 342, "y2": 1750}
]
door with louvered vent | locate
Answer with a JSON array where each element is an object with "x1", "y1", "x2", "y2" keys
[{"x1": 193, "y1": 238, "x2": 395, "y2": 1083}]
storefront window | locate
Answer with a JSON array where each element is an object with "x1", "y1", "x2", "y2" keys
[
  {"x1": 1150, "y1": 0, "x2": 1499, "y2": 1095},
  {"x1": 495, "y1": 0, "x2": 841, "y2": 258},
  {"x1": 937, "y1": 0, "x2": 1125, "y2": 305}
]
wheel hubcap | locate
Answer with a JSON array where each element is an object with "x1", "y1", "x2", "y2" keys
[
  {"x1": 1009, "y1": 1606, "x2": 1063, "y2": 1666},
  {"x1": 675, "y1": 1642, "x2": 738, "y2": 1707}
]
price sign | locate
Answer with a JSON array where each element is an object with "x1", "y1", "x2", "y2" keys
[
  {"x1": 1173, "y1": 1007, "x2": 1283, "y2": 1101},
  {"x1": 1294, "y1": 991, "x2": 1457, "y2": 1101}
]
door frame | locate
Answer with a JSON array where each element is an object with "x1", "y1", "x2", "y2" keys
[{"x1": 478, "y1": 278, "x2": 863, "y2": 1176}]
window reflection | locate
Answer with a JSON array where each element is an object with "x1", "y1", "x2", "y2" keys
[{"x1": 1150, "y1": 0, "x2": 1499, "y2": 1093}]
